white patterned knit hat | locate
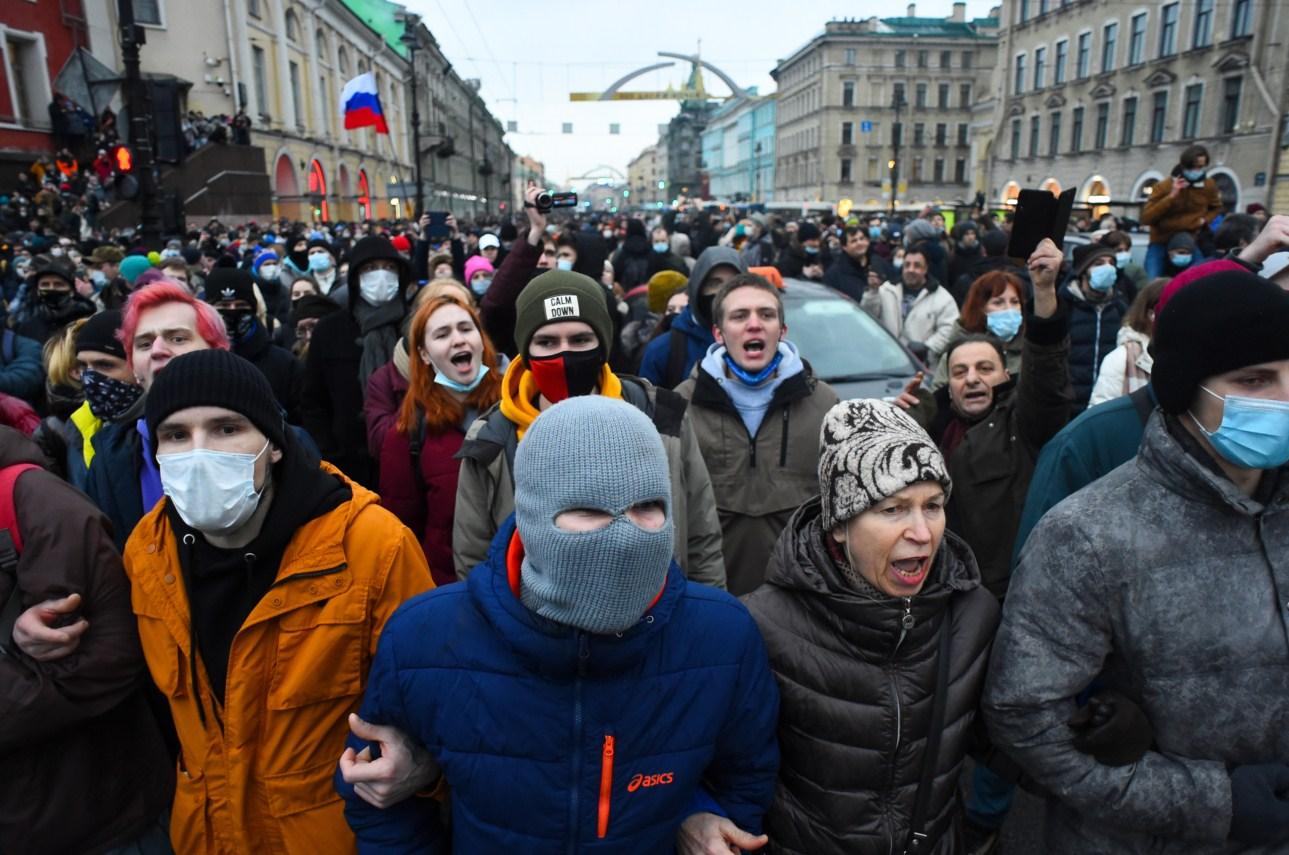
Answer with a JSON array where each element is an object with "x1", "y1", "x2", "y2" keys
[{"x1": 818, "y1": 399, "x2": 951, "y2": 530}]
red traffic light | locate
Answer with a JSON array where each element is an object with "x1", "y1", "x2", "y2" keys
[{"x1": 114, "y1": 145, "x2": 134, "y2": 172}]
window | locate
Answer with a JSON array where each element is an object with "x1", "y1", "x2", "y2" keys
[
  {"x1": 1129, "y1": 13, "x2": 1147, "y2": 65},
  {"x1": 959, "y1": 83, "x2": 971, "y2": 107},
  {"x1": 938, "y1": 83, "x2": 949, "y2": 109},
  {"x1": 338, "y1": 47, "x2": 349, "y2": 75},
  {"x1": 133, "y1": 0, "x2": 162, "y2": 25},
  {"x1": 1010, "y1": 119, "x2": 1021, "y2": 159},
  {"x1": 1101, "y1": 23, "x2": 1117, "y2": 73},
  {"x1": 318, "y1": 76, "x2": 331, "y2": 133},
  {"x1": 1029, "y1": 116, "x2": 1040, "y2": 157},
  {"x1": 845, "y1": 48, "x2": 857, "y2": 66},
  {"x1": 957, "y1": 122, "x2": 969, "y2": 146},
  {"x1": 1193, "y1": 0, "x2": 1213, "y2": 48},
  {"x1": 893, "y1": 83, "x2": 906, "y2": 106},
  {"x1": 1159, "y1": 3, "x2": 1179, "y2": 57},
  {"x1": 1034, "y1": 46, "x2": 1047, "y2": 88},
  {"x1": 867, "y1": 157, "x2": 879, "y2": 182},
  {"x1": 1039, "y1": 0, "x2": 1049, "y2": 12},
  {"x1": 285, "y1": 10, "x2": 300, "y2": 42},
  {"x1": 1019, "y1": 0, "x2": 1030, "y2": 23},
  {"x1": 1076, "y1": 32, "x2": 1090, "y2": 78},
  {"x1": 1071, "y1": 106, "x2": 1084, "y2": 152},
  {"x1": 1054, "y1": 40, "x2": 1068, "y2": 83},
  {"x1": 1230, "y1": 0, "x2": 1251, "y2": 38},
  {"x1": 935, "y1": 123, "x2": 946, "y2": 145},
  {"x1": 962, "y1": 52, "x2": 973, "y2": 69},
  {"x1": 1151, "y1": 90, "x2": 1168, "y2": 143},
  {"x1": 917, "y1": 50, "x2": 928, "y2": 68},
  {"x1": 289, "y1": 61, "x2": 303, "y2": 127},
  {"x1": 954, "y1": 157, "x2": 966, "y2": 183},
  {"x1": 247, "y1": 0, "x2": 261, "y2": 17},
  {"x1": 914, "y1": 123, "x2": 925, "y2": 146},
  {"x1": 840, "y1": 158, "x2": 852, "y2": 183},
  {"x1": 1121, "y1": 96, "x2": 1137, "y2": 145},
  {"x1": 1015, "y1": 53, "x2": 1027, "y2": 94},
  {"x1": 933, "y1": 157, "x2": 945, "y2": 183},
  {"x1": 912, "y1": 157, "x2": 924, "y2": 182},
  {"x1": 1221, "y1": 76, "x2": 1242, "y2": 134},
  {"x1": 941, "y1": 50, "x2": 952, "y2": 68},
  {"x1": 1182, "y1": 83, "x2": 1202, "y2": 139},
  {"x1": 842, "y1": 81, "x2": 855, "y2": 107},
  {"x1": 1049, "y1": 111, "x2": 1062, "y2": 155},
  {"x1": 895, "y1": 50, "x2": 906, "y2": 69},
  {"x1": 915, "y1": 83, "x2": 927, "y2": 108},
  {"x1": 1095, "y1": 102, "x2": 1109, "y2": 148},
  {"x1": 3, "y1": 35, "x2": 42, "y2": 124},
  {"x1": 842, "y1": 121, "x2": 853, "y2": 145},
  {"x1": 252, "y1": 45, "x2": 269, "y2": 116}
]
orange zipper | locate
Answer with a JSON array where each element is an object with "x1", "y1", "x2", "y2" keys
[{"x1": 597, "y1": 733, "x2": 615, "y2": 838}]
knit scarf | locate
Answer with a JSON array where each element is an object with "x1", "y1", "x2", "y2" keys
[
  {"x1": 498, "y1": 357, "x2": 624, "y2": 441},
  {"x1": 353, "y1": 298, "x2": 406, "y2": 392}
]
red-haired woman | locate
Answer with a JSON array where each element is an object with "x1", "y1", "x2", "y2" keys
[
  {"x1": 379, "y1": 295, "x2": 501, "y2": 585},
  {"x1": 931, "y1": 270, "x2": 1026, "y2": 389}
]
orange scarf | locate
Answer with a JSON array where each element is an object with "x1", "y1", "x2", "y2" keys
[{"x1": 498, "y1": 357, "x2": 624, "y2": 441}]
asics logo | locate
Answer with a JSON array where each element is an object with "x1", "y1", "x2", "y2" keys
[{"x1": 627, "y1": 772, "x2": 674, "y2": 792}]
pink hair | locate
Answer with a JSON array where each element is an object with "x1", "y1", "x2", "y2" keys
[{"x1": 119, "y1": 280, "x2": 230, "y2": 370}]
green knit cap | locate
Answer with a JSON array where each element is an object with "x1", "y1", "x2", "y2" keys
[{"x1": 514, "y1": 270, "x2": 614, "y2": 359}]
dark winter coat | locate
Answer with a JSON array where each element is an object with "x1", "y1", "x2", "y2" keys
[
  {"x1": 0, "y1": 329, "x2": 45, "y2": 404},
  {"x1": 822, "y1": 251, "x2": 870, "y2": 302},
  {"x1": 744, "y1": 501, "x2": 999, "y2": 855},
  {"x1": 338, "y1": 516, "x2": 780, "y2": 853},
  {"x1": 775, "y1": 244, "x2": 824, "y2": 280},
  {"x1": 985, "y1": 412, "x2": 1289, "y2": 853},
  {"x1": 675, "y1": 362, "x2": 838, "y2": 595},
  {"x1": 612, "y1": 234, "x2": 653, "y2": 290},
  {"x1": 15, "y1": 294, "x2": 96, "y2": 345},
  {"x1": 1060, "y1": 281, "x2": 1128, "y2": 412},
  {"x1": 0, "y1": 428, "x2": 173, "y2": 855},
  {"x1": 233, "y1": 321, "x2": 303, "y2": 423}
]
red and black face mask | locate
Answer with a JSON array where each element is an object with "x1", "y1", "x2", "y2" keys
[{"x1": 527, "y1": 348, "x2": 604, "y2": 403}]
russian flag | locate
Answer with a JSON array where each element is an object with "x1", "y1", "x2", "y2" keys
[{"x1": 341, "y1": 72, "x2": 388, "y2": 134}]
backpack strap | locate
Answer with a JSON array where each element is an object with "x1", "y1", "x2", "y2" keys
[
  {"x1": 1128, "y1": 385, "x2": 1155, "y2": 427},
  {"x1": 665, "y1": 331, "x2": 688, "y2": 389},
  {"x1": 0, "y1": 463, "x2": 43, "y2": 656}
]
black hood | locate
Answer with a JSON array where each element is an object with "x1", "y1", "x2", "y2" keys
[
  {"x1": 571, "y1": 231, "x2": 608, "y2": 282},
  {"x1": 344, "y1": 235, "x2": 412, "y2": 310}
]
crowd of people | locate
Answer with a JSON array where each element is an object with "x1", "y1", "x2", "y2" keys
[{"x1": 2, "y1": 140, "x2": 1289, "y2": 855}]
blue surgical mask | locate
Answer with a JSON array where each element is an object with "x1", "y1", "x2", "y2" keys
[
  {"x1": 1183, "y1": 169, "x2": 1206, "y2": 183},
  {"x1": 1189, "y1": 386, "x2": 1289, "y2": 469},
  {"x1": 1088, "y1": 264, "x2": 1117, "y2": 292},
  {"x1": 869, "y1": 226, "x2": 883, "y2": 239},
  {"x1": 434, "y1": 363, "x2": 489, "y2": 393},
  {"x1": 804, "y1": 245, "x2": 819, "y2": 256},
  {"x1": 1115, "y1": 251, "x2": 1132, "y2": 269},
  {"x1": 986, "y1": 308, "x2": 1023, "y2": 341},
  {"x1": 1170, "y1": 253, "x2": 1192, "y2": 268},
  {"x1": 556, "y1": 258, "x2": 574, "y2": 271},
  {"x1": 471, "y1": 276, "x2": 492, "y2": 296},
  {"x1": 652, "y1": 241, "x2": 670, "y2": 254},
  {"x1": 308, "y1": 252, "x2": 333, "y2": 272},
  {"x1": 893, "y1": 258, "x2": 904, "y2": 270}
]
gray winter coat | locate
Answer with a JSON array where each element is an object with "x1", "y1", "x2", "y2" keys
[
  {"x1": 984, "y1": 412, "x2": 1289, "y2": 853},
  {"x1": 744, "y1": 501, "x2": 999, "y2": 855}
]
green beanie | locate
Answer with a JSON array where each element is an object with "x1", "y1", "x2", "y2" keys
[{"x1": 514, "y1": 270, "x2": 614, "y2": 359}]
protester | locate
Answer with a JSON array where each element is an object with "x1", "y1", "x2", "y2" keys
[
  {"x1": 1140, "y1": 144, "x2": 1223, "y2": 277},
  {"x1": 379, "y1": 295, "x2": 502, "y2": 585},
  {"x1": 675, "y1": 272, "x2": 837, "y2": 595},
  {"x1": 1087, "y1": 278, "x2": 1166, "y2": 407},
  {"x1": 57, "y1": 310, "x2": 139, "y2": 488},
  {"x1": 930, "y1": 270, "x2": 1027, "y2": 390},
  {"x1": 1061, "y1": 243, "x2": 1129, "y2": 411},
  {"x1": 207, "y1": 267, "x2": 302, "y2": 420},
  {"x1": 985, "y1": 269, "x2": 1289, "y2": 852},
  {"x1": 775, "y1": 220, "x2": 824, "y2": 280},
  {"x1": 861, "y1": 245, "x2": 958, "y2": 368},
  {"x1": 822, "y1": 224, "x2": 873, "y2": 302},
  {"x1": 745, "y1": 399, "x2": 999, "y2": 853},
  {"x1": 15, "y1": 256, "x2": 95, "y2": 345},
  {"x1": 1100, "y1": 230, "x2": 1147, "y2": 302},
  {"x1": 463, "y1": 254, "x2": 494, "y2": 299},
  {"x1": 338, "y1": 395, "x2": 778, "y2": 851},
  {"x1": 452, "y1": 270, "x2": 725, "y2": 588}
]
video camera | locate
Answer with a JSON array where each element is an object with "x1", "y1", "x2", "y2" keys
[{"x1": 532, "y1": 190, "x2": 578, "y2": 214}]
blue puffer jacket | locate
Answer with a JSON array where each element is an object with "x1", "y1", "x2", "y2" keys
[
  {"x1": 638, "y1": 306, "x2": 715, "y2": 389},
  {"x1": 338, "y1": 516, "x2": 780, "y2": 854}
]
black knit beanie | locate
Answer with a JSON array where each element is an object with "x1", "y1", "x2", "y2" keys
[
  {"x1": 146, "y1": 349, "x2": 287, "y2": 450},
  {"x1": 75, "y1": 309, "x2": 126, "y2": 359},
  {"x1": 1151, "y1": 270, "x2": 1289, "y2": 414},
  {"x1": 204, "y1": 267, "x2": 257, "y2": 306}
]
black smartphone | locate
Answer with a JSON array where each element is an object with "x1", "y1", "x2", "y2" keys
[{"x1": 1007, "y1": 188, "x2": 1076, "y2": 260}]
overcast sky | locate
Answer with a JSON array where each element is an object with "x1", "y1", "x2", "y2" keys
[{"x1": 402, "y1": 0, "x2": 1001, "y2": 185}]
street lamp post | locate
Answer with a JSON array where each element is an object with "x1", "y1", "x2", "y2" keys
[
  {"x1": 117, "y1": 0, "x2": 162, "y2": 244},
  {"x1": 399, "y1": 15, "x2": 424, "y2": 218},
  {"x1": 889, "y1": 91, "x2": 905, "y2": 219}
]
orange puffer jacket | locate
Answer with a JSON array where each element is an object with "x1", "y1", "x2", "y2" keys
[{"x1": 122, "y1": 464, "x2": 433, "y2": 855}]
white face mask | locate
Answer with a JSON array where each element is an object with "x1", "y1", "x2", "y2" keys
[
  {"x1": 159, "y1": 441, "x2": 270, "y2": 534},
  {"x1": 359, "y1": 268, "x2": 401, "y2": 304}
]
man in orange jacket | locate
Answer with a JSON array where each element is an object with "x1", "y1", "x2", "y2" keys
[{"x1": 123, "y1": 348, "x2": 433, "y2": 855}]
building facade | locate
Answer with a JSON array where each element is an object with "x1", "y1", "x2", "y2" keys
[
  {"x1": 985, "y1": 0, "x2": 1288, "y2": 218},
  {"x1": 627, "y1": 142, "x2": 667, "y2": 205},
  {"x1": 664, "y1": 99, "x2": 714, "y2": 199},
  {"x1": 771, "y1": 2, "x2": 1000, "y2": 210},
  {"x1": 0, "y1": 0, "x2": 90, "y2": 168},
  {"x1": 700, "y1": 89, "x2": 776, "y2": 202}
]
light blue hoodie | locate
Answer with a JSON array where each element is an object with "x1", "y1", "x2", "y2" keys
[{"x1": 700, "y1": 340, "x2": 804, "y2": 437}]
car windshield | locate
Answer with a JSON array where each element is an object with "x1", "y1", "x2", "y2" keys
[{"x1": 784, "y1": 294, "x2": 914, "y2": 381}]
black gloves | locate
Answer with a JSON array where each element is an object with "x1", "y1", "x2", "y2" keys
[
  {"x1": 1229, "y1": 764, "x2": 1289, "y2": 846},
  {"x1": 1067, "y1": 690, "x2": 1153, "y2": 767}
]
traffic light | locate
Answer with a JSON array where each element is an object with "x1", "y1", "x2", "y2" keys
[
  {"x1": 114, "y1": 145, "x2": 133, "y2": 172},
  {"x1": 113, "y1": 145, "x2": 140, "y2": 200},
  {"x1": 623, "y1": 189, "x2": 630, "y2": 198}
]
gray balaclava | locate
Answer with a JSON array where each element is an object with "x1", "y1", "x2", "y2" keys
[{"x1": 514, "y1": 396, "x2": 674, "y2": 634}]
